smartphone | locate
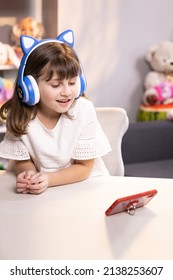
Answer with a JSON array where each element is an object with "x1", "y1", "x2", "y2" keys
[{"x1": 105, "y1": 189, "x2": 158, "y2": 216}]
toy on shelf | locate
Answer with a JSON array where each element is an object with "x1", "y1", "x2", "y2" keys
[
  {"x1": 0, "y1": 76, "x2": 13, "y2": 107},
  {"x1": 11, "y1": 17, "x2": 45, "y2": 59},
  {"x1": 0, "y1": 41, "x2": 20, "y2": 68},
  {"x1": 137, "y1": 41, "x2": 173, "y2": 121}
]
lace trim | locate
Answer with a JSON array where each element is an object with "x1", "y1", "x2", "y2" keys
[
  {"x1": 0, "y1": 137, "x2": 30, "y2": 160},
  {"x1": 72, "y1": 138, "x2": 111, "y2": 160}
]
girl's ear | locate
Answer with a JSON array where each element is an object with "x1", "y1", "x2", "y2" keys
[
  {"x1": 20, "y1": 35, "x2": 39, "y2": 55},
  {"x1": 56, "y1": 29, "x2": 74, "y2": 48}
]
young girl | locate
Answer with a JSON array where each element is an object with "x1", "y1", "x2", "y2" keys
[{"x1": 0, "y1": 29, "x2": 111, "y2": 194}]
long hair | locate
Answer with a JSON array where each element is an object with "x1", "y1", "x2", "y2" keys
[{"x1": 0, "y1": 42, "x2": 81, "y2": 137}]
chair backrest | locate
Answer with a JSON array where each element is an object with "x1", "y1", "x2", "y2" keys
[{"x1": 96, "y1": 107, "x2": 129, "y2": 176}]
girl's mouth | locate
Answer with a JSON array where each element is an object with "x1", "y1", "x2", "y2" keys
[{"x1": 57, "y1": 99, "x2": 70, "y2": 103}]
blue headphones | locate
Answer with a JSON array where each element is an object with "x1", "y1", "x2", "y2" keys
[{"x1": 17, "y1": 29, "x2": 87, "y2": 106}]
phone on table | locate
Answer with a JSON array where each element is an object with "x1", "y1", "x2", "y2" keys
[{"x1": 105, "y1": 189, "x2": 158, "y2": 216}]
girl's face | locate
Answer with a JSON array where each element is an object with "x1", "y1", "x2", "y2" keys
[{"x1": 37, "y1": 72, "x2": 79, "y2": 116}]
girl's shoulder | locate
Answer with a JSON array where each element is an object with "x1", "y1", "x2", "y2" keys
[
  {"x1": 77, "y1": 96, "x2": 94, "y2": 108},
  {"x1": 71, "y1": 97, "x2": 96, "y2": 118}
]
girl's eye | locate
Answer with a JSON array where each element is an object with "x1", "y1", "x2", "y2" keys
[
  {"x1": 51, "y1": 84, "x2": 60, "y2": 88},
  {"x1": 69, "y1": 79, "x2": 76, "y2": 85}
]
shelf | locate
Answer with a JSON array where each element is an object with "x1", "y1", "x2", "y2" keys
[{"x1": 0, "y1": 65, "x2": 17, "y2": 70}]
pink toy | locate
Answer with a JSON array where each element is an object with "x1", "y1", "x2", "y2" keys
[{"x1": 0, "y1": 77, "x2": 13, "y2": 106}]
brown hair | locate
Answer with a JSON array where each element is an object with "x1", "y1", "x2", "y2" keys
[{"x1": 0, "y1": 42, "x2": 82, "y2": 136}]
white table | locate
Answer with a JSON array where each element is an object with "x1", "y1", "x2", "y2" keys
[{"x1": 0, "y1": 171, "x2": 173, "y2": 260}]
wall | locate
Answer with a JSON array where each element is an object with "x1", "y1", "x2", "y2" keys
[{"x1": 58, "y1": 0, "x2": 173, "y2": 122}]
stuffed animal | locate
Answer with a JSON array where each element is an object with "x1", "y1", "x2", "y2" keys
[
  {"x1": 0, "y1": 76, "x2": 13, "y2": 106},
  {"x1": 143, "y1": 41, "x2": 173, "y2": 106},
  {"x1": 11, "y1": 17, "x2": 45, "y2": 58},
  {"x1": 0, "y1": 41, "x2": 20, "y2": 68},
  {"x1": 137, "y1": 41, "x2": 173, "y2": 121}
]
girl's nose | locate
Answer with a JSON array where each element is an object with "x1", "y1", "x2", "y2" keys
[{"x1": 61, "y1": 84, "x2": 72, "y2": 96}]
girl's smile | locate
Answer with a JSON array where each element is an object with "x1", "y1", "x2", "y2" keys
[{"x1": 57, "y1": 98, "x2": 71, "y2": 104}]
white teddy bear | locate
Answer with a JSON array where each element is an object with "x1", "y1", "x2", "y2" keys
[
  {"x1": 0, "y1": 41, "x2": 20, "y2": 68},
  {"x1": 143, "y1": 41, "x2": 173, "y2": 106}
]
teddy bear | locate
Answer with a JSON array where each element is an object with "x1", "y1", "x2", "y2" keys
[
  {"x1": 143, "y1": 41, "x2": 173, "y2": 106},
  {"x1": 11, "y1": 17, "x2": 45, "y2": 58},
  {"x1": 137, "y1": 41, "x2": 173, "y2": 121},
  {"x1": 0, "y1": 41, "x2": 20, "y2": 68}
]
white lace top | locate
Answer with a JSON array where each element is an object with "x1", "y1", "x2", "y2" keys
[{"x1": 0, "y1": 98, "x2": 111, "y2": 177}]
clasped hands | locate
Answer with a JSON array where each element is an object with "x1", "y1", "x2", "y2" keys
[{"x1": 16, "y1": 169, "x2": 49, "y2": 194}]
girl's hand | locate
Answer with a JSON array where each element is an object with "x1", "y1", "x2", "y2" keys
[
  {"x1": 16, "y1": 170, "x2": 36, "y2": 194},
  {"x1": 27, "y1": 172, "x2": 49, "y2": 195}
]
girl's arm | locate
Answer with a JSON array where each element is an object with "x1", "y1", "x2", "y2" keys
[
  {"x1": 27, "y1": 158, "x2": 95, "y2": 194},
  {"x1": 12, "y1": 158, "x2": 94, "y2": 194},
  {"x1": 11, "y1": 159, "x2": 37, "y2": 175},
  {"x1": 47, "y1": 158, "x2": 95, "y2": 187}
]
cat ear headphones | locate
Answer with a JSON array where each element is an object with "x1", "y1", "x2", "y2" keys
[{"x1": 17, "y1": 29, "x2": 87, "y2": 106}]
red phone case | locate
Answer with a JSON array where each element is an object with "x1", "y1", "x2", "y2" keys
[{"x1": 105, "y1": 189, "x2": 158, "y2": 216}]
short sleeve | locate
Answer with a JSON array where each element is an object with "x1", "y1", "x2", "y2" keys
[
  {"x1": 0, "y1": 132, "x2": 30, "y2": 160},
  {"x1": 72, "y1": 106, "x2": 111, "y2": 160}
]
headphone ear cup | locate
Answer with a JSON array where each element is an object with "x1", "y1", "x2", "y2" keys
[
  {"x1": 79, "y1": 73, "x2": 87, "y2": 96},
  {"x1": 23, "y1": 75, "x2": 40, "y2": 106},
  {"x1": 76, "y1": 72, "x2": 87, "y2": 98}
]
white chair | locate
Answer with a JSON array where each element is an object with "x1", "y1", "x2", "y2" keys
[{"x1": 96, "y1": 107, "x2": 129, "y2": 176}]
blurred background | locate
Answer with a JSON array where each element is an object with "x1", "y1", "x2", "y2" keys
[{"x1": 1, "y1": 0, "x2": 173, "y2": 122}]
